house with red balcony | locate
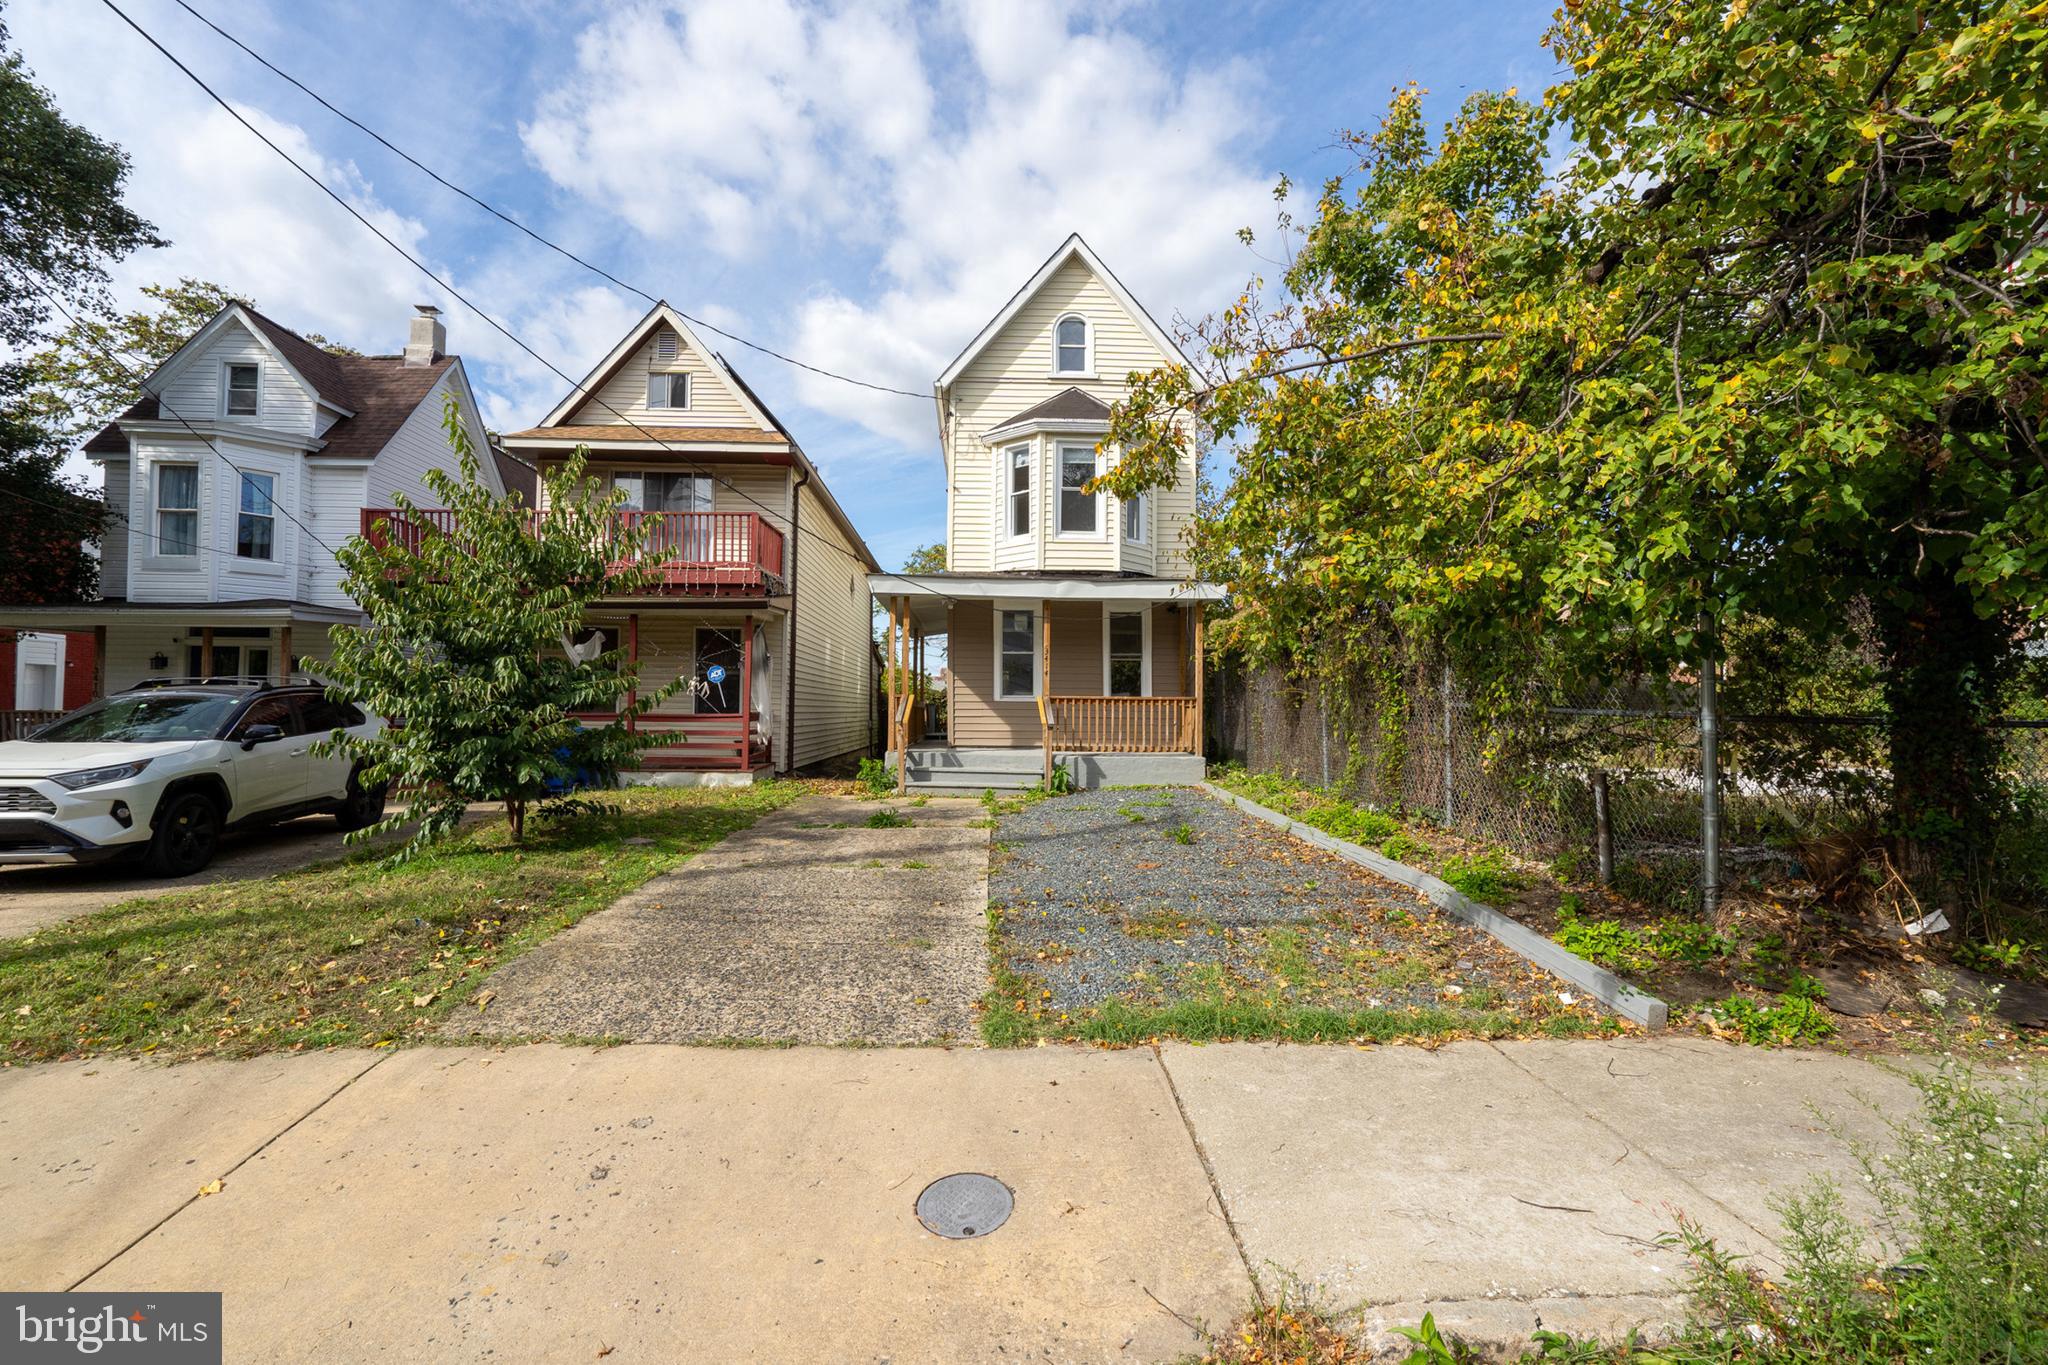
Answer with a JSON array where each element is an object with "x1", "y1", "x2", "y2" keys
[{"x1": 476, "y1": 303, "x2": 879, "y2": 779}]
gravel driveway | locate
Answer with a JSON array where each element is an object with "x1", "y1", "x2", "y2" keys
[{"x1": 989, "y1": 788, "x2": 1584, "y2": 1027}]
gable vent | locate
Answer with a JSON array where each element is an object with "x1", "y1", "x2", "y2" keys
[{"x1": 653, "y1": 329, "x2": 680, "y2": 364}]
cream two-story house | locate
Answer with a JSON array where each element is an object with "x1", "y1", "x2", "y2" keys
[
  {"x1": 474, "y1": 303, "x2": 879, "y2": 778},
  {"x1": 871, "y1": 235, "x2": 1224, "y2": 790},
  {"x1": 0, "y1": 302, "x2": 511, "y2": 699}
]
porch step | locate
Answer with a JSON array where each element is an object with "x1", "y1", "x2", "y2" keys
[{"x1": 903, "y1": 746, "x2": 1059, "y2": 792}]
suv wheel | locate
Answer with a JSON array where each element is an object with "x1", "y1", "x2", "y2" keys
[
  {"x1": 144, "y1": 790, "x2": 222, "y2": 877},
  {"x1": 335, "y1": 766, "x2": 389, "y2": 832}
]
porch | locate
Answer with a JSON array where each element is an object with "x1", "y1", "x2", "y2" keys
[
  {"x1": 568, "y1": 606, "x2": 779, "y2": 778},
  {"x1": 876, "y1": 578, "x2": 1225, "y2": 793},
  {"x1": 361, "y1": 509, "x2": 787, "y2": 599}
]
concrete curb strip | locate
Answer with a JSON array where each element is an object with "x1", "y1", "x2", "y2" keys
[{"x1": 1197, "y1": 782, "x2": 1670, "y2": 1031}]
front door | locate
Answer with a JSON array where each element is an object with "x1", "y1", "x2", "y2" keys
[{"x1": 694, "y1": 628, "x2": 743, "y2": 716}]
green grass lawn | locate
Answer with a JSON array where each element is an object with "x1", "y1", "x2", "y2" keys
[{"x1": 0, "y1": 783, "x2": 797, "y2": 1062}]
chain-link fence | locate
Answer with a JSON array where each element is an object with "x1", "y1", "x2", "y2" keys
[{"x1": 1212, "y1": 660, "x2": 2048, "y2": 915}]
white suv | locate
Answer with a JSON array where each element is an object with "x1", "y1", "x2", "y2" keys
[{"x1": 0, "y1": 681, "x2": 388, "y2": 877}]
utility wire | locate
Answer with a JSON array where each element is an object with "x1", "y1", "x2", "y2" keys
[
  {"x1": 168, "y1": 0, "x2": 928, "y2": 402},
  {"x1": 11, "y1": 263, "x2": 346, "y2": 563},
  {"x1": 100, "y1": 0, "x2": 957, "y2": 607}
]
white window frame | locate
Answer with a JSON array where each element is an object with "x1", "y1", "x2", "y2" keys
[
  {"x1": 1122, "y1": 490, "x2": 1146, "y2": 545},
  {"x1": 1050, "y1": 312, "x2": 1093, "y2": 378},
  {"x1": 235, "y1": 471, "x2": 277, "y2": 561},
  {"x1": 154, "y1": 463, "x2": 200, "y2": 558},
  {"x1": 1054, "y1": 443, "x2": 1102, "y2": 539},
  {"x1": 222, "y1": 361, "x2": 260, "y2": 417},
  {"x1": 1002, "y1": 443, "x2": 1033, "y2": 542},
  {"x1": 993, "y1": 601, "x2": 1039, "y2": 701},
  {"x1": 1102, "y1": 606, "x2": 1152, "y2": 697},
  {"x1": 647, "y1": 371, "x2": 691, "y2": 411}
]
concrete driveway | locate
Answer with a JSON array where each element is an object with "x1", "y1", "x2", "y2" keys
[
  {"x1": 0, "y1": 813, "x2": 361, "y2": 940},
  {"x1": 0, "y1": 1036, "x2": 1949, "y2": 1362}
]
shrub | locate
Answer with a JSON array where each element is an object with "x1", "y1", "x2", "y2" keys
[
  {"x1": 1301, "y1": 801, "x2": 1398, "y2": 843},
  {"x1": 856, "y1": 756, "x2": 895, "y2": 797},
  {"x1": 1380, "y1": 831, "x2": 1425, "y2": 863},
  {"x1": 1439, "y1": 849, "x2": 1521, "y2": 902}
]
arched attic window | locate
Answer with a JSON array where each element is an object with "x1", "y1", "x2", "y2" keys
[{"x1": 1054, "y1": 314, "x2": 1089, "y2": 374}]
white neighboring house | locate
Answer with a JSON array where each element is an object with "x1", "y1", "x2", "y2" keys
[
  {"x1": 0, "y1": 303, "x2": 521, "y2": 696},
  {"x1": 870, "y1": 234, "x2": 1226, "y2": 791}
]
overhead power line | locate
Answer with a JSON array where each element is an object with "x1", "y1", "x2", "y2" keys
[
  {"x1": 99, "y1": 0, "x2": 957, "y2": 605},
  {"x1": 168, "y1": 0, "x2": 928, "y2": 403}
]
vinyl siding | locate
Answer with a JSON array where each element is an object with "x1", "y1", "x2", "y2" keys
[
  {"x1": 92, "y1": 621, "x2": 337, "y2": 694},
  {"x1": 565, "y1": 327, "x2": 758, "y2": 428},
  {"x1": 942, "y1": 256, "x2": 1199, "y2": 576},
  {"x1": 363, "y1": 368, "x2": 493, "y2": 508},
  {"x1": 153, "y1": 319, "x2": 318, "y2": 434},
  {"x1": 100, "y1": 458, "x2": 130, "y2": 596},
  {"x1": 788, "y1": 478, "x2": 874, "y2": 768},
  {"x1": 941, "y1": 599, "x2": 1192, "y2": 749},
  {"x1": 304, "y1": 463, "x2": 368, "y2": 608}
]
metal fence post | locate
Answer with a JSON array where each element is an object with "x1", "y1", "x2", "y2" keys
[
  {"x1": 1699, "y1": 648, "x2": 1722, "y2": 916},
  {"x1": 1441, "y1": 662, "x2": 1455, "y2": 827},
  {"x1": 1592, "y1": 769, "x2": 1613, "y2": 886}
]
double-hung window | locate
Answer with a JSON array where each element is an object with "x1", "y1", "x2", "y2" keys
[
  {"x1": 1006, "y1": 445, "x2": 1031, "y2": 538},
  {"x1": 997, "y1": 608, "x2": 1036, "y2": 700},
  {"x1": 1122, "y1": 492, "x2": 1145, "y2": 544},
  {"x1": 237, "y1": 472, "x2": 276, "y2": 560},
  {"x1": 647, "y1": 371, "x2": 690, "y2": 410},
  {"x1": 1054, "y1": 315, "x2": 1088, "y2": 374},
  {"x1": 224, "y1": 362, "x2": 259, "y2": 416},
  {"x1": 155, "y1": 465, "x2": 199, "y2": 557},
  {"x1": 1056, "y1": 445, "x2": 1097, "y2": 535},
  {"x1": 1108, "y1": 611, "x2": 1145, "y2": 696}
]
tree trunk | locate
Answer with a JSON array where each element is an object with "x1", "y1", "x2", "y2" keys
[
  {"x1": 507, "y1": 798, "x2": 526, "y2": 845},
  {"x1": 1878, "y1": 568, "x2": 2011, "y2": 918}
]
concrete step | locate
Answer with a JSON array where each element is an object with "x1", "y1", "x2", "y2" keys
[{"x1": 904, "y1": 746, "x2": 1044, "y2": 775}]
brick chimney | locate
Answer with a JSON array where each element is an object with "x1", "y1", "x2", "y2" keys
[{"x1": 404, "y1": 304, "x2": 446, "y2": 366}]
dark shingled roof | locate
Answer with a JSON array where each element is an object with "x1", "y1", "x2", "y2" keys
[
  {"x1": 78, "y1": 308, "x2": 460, "y2": 462},
  {"x1": 992, "y1": 385, "x2": 1112, "y2": 429},
  {"x1": 492, "y1": 447, "x2": 539, "y2": 503}
]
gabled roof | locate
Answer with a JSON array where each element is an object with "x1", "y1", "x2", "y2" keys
[
  {"x1": 79, "y1": 305, "x2": 471, "y2": 466},
  {"x1": 498, "y1": 424, "x2": 786, "y2": 446},
  {"x1": 534, "y1": 301, "x2": 779, "y2": 434},
  {"x1": 491, "y1": 446, "x2": 538, "y2": 504},
  {"x1": 934, "y1": 233, "x2": 1187, "y2": 391}
]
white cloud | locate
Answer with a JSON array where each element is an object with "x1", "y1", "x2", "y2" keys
[{"x1": 523, "y1": 0, "x2": 1277, "y2": 448}]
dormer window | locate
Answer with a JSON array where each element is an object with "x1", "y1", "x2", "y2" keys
[
  {"x1": 224, "y1": 362, "x2": 259, "y2": 416},
  {"x1": 647, "y1": 372, "x2": 691, "y2": 410},
  {"x1": 1054, "y1": 315, "x2": 1089, "y2": 374}
]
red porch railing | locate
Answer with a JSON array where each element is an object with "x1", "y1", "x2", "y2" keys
[
  {"x1": 361, "y1": 509, "x2": 786, "y2": 598},
  {"x1": 570, "y1": 710, "x2": 770, "y2": 771}
]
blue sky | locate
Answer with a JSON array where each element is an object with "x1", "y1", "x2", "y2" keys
[{"x1": 18, "y1": 0, "x2": 1559, "y2": 572}]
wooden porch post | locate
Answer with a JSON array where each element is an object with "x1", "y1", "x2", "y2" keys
[
  {"x1": 740, "y1": 612, "x2": 753, "y2": 769},
  {"x1": 277, "y1": 625, "x2": 292, "y2": 683},
  {"x1": 91, "y1": 624, "x2": 106, "y2": 699},
  {"x1": 1190, "y1": 602, "x2": 1205, "y2": 757},
  {"x1": 626, "y1": 612, "x2": 640, "y2": 735},
  {"x1": 894, "y1": 597, "x2": 910, "y2": 795},
  {"x1": 200, "y1": 626, "x2": 214, "y2": 679},
  {"x1": 1041, "y1": 601, "x2": 1054, "y2": 787},
  {"x1": 885, "y1": 597, "x2": 899, "y2": 762}
]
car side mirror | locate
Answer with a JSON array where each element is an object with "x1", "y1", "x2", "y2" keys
[{"x1": 239, "y1": 723, "x2": 284, "y2": 751}]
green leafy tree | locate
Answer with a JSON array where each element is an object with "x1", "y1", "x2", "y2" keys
[
  {"x1": 318, "y1": 397, "x2": 681, "y2": 858},
  {"x1": 1104, "y1": 2, "x2": 2048, "y2": 910},
  {"x1": 0, "y1": 12, "x2": 161, "y2": 602},
  {"x1": 901, "y1": 542, "x2": 946, "y2": 574}
]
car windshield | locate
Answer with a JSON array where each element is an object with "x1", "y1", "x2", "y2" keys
[{"x1": 30, "y1": 693, "x2": 242, "y2": 743}]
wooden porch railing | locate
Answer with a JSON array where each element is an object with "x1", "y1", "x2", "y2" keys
[
  {"x1": 1048, "y1": 695, "x2": 1199, "y2": 754},
  {"x1": 1, "y1": 709, "x2": 63, "y2": 741},
  {"x1": 569, "y1": 709, "x2": 769, "y2": 771},
  {"x1": 361, "y1": 509, "x2": 786, "y2": 597}
]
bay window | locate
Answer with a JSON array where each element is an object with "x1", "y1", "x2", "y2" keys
[
  {"x1": 1056, "y1": 445, "x2": 1097, "y2": 535},
  {"x1": 155, "y1": 465, "x2": 198, "y2": 557}
]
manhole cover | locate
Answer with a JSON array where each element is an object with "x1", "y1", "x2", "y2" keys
[{"x1": 914, "y1": 1173, "x2": 1013, "y2": 1239}]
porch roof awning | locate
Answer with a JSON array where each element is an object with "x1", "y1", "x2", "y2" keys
[
  {"x1": 0, "y1": 598, "x2": 361, "y2": 630},
  {"x1": 866, "y1": 574, "x2": 1225, "y2": 632}
]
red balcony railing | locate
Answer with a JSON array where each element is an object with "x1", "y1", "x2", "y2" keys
[{"x1": 360, "y1": 509, "x2": 786, "y2": 598}]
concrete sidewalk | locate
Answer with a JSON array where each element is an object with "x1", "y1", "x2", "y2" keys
[{"x1": 0, "y1": 1037, "x2": 1929, "y2": 1362}]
